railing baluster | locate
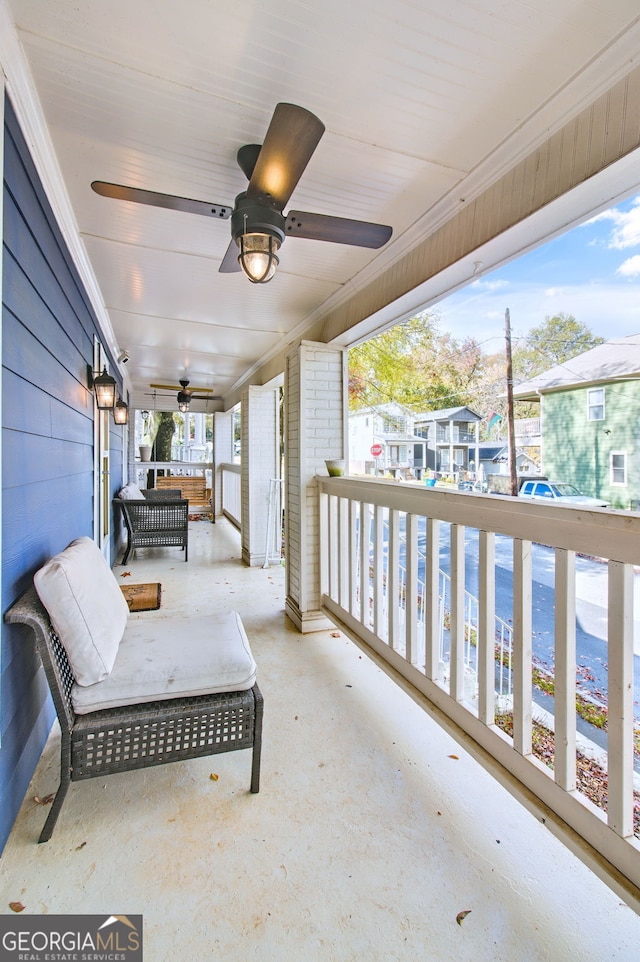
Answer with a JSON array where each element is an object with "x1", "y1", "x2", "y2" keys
[
  {"x1": 359, "y1": 501, "x2": 369, "y2": 626},
  {"x1": 607, "y1": 560, "x2": 634, "y2": 837},
  {"x1": 425, "y1": 517, "x2": 441, "y2": 682},
  {"x1": 328, "y1": 495, "x2": 338, "y2": 601},
  {"x1": 450, "y1": 523, "x2": 465, "y2": 701},
  {"x1": 406, "y1": 513, "x2": 420, "y2": 668},
  {"x1": 348, "y1": 499, "x2": 359, "y2": 617},
  {"x1": 513, "y1": 538, "x2": 533, "y2": 756},
  {"x1": 478, "y1": 530, "x2": 496, "y2": 725},
  {"x1": 388, "y1": 509, "x2": 400, "y2": 650},
  {"x1": 554, "y1": 548, "x2": 576, "y2": 791},
  {"x1": 373, "y1": 505, "x2": 385, "y2": 637},
  {"x1": 338, "y1": 497, "x2": 350, "y2": 610},
  {"x1": 319, "y1": 488, "x2": 329, "y2": 599}
]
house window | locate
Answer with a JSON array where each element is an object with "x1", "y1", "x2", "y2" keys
[
  {"x1": 610, "y1": 451, "x2": 627, "y2": 485},
  {"x1": 587, "y1": 388, "x2": 605, "y2": 421},
  {"x1": 382, "y1": 415, "x2": 406, "y2": 434}
]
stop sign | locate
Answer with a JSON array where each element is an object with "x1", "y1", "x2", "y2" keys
[{"x1": 370, "y1": 443, "x2": 383, "y2": 457}]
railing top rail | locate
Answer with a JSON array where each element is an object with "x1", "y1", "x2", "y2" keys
[
  {"x1": 317, "y1": 475, "x2": 640, "y2": 565},
  {"x1": 220, "y1": 462, "x2": 241, "y2": 474}
]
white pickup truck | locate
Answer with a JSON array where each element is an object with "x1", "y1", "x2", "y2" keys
[{"x1": 518, "y1": 478, "x2": 609, "y2": 507}]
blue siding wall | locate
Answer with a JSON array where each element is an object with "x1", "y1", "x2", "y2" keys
[{"x1": 1, "y1": 96, "x2": 124, "y2": 852}]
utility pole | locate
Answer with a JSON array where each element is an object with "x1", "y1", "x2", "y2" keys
[{"x1": 504, "y1": 308, "x2": 518, "y2": 497}]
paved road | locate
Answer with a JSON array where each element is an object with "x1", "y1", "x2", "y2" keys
[
  {"x1": 437, "y1": 525, "x2": 640, "y2": 717},
  {"x1": 387, "y1": 517, "x2": 640, "y2": 718}
]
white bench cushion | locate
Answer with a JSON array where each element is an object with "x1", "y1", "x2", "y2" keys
[
  {"x1": 34, "y1": 537, "x2": 129, "y2": 686},
  {"x1": 71, "y1": 611, "x2": 257, "y2": 714}
]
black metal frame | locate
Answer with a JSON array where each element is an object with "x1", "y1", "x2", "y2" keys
[
  {"x1": 5, "y1": 587, "x2": 263, "y2": 843},
  {"x1": 114, "y1": 489, "x2": 189, "y2": 563}
]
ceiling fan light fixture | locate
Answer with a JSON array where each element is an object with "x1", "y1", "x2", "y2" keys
[
  {"x1": 177, "y1": 390, "x2": 191, "y2": 413},
  {"x1": 238, "y1": 232, "x2": 280, "y2": 283}
]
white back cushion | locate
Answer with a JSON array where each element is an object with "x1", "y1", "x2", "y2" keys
[
  {"x1": 118, "y1": 483, "x2": 145, "y2": 500},
  {"x1": 34, "y1": 536, "x2": 129, "y2": 686}
]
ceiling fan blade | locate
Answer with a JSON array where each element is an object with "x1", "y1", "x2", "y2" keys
[
  {"x1": 91, "y1": 181, "x2": 232, "y2": 219},
  {"x1": 246, "y1": 103, "x2": 325, "y2": 211},
  {"x1": 286, "y1": 211, "x2": 393, "y2": 249},
  {"x1": 150, "y1": 383, "x2": 216, "y2": 392},
  {"x1": 219, "y1": 239, "x2": 241, "y2": 273}
]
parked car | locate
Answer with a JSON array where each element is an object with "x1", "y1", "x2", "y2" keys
[{"x1": 518, "y1": 479, "x2": 609, "y2": 507}]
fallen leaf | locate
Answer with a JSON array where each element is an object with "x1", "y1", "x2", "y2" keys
[
  {"x1": 330, "y1": 631, "x2": 341, "y2": 637},
  {"x1": 75, "y1": 841, "x2": 86, "y2": 851},
  {"x1": 448, "y1": 754, "x2": 459, "y2": 760},
  {"x1": 120, "y1": 571, "x2": 132, "y2": 578},
  {"x1": 9, "y1": 902, "x2": 25, "y2": 913},
  {"x1": 456, "y1": 910, "x2": 471, "y2": 925},
  {"x1": 210, "y1": 773, "x2": 219, "y2": 781},
  {"x1": 33, "y1": 794, "x2": 55, "y2": 806}
]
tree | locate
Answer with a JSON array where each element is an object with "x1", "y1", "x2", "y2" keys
[
  {"x1": 348, "y1": 312, "x2": 483, "y2": 413},
  {"x1": 513, "y1": 313, "x2": 605, "y2": 383}
]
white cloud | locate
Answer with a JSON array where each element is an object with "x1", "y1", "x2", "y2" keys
[
  {"x1": 617, "y1": 255, "x2": 640, "y2": 278},
  {"x1": 471, "y1": 278, "x2": 509, "y2": 292},
  {"x1": 587, "y1": 195, "x2": 640, "y2": 250},
  {"x1": 544, "y1": 287, "x2": 565, "y2": 297}
]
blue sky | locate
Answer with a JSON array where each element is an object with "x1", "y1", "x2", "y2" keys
[{"x1": 435, "y1": 194, "x2": 640, "y2": 355}]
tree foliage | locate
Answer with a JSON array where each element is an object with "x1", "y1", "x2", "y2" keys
[
  {"x1": 513, "y1": 313, "x2": 605, "y2": 383},
  {"x1": 348, "y1": 313, "x2": 483, "y2": 413}
]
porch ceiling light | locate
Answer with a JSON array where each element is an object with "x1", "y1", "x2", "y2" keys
[
  {"x1": 113, "y1": 396, "x2": 129, "y2": 424},
  {"x1": 90, "y1": 366, "x2": 117, "y2": 410},
  {"x1": 237, "y1": 232, "x2": 281, "y2": 284},
  {"x1": 177, "y1": 390, "x2": 191, "y2": 414}
]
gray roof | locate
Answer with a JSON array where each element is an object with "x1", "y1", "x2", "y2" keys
[
  {"x1": 513, "y1": 333, "x2": 640, "y2": 400},
  {"x1": 413, "y1": 405, "x2": 482, "y2": 422}
]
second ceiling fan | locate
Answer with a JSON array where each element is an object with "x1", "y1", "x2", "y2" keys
[
  {"x1": 92, "y1": 103, "x2": 393, "y2": 284},
  {"x1": 149, "y1": 379, "x2": 221, "y2": 413}
]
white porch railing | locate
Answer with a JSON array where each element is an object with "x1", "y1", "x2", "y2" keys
[
  {"x1": 129, "y1": 459, "x2": 213, "y2": 489},
  {"x1": 318, "y1": 475, "x2": 640, "y2": 901},
  {"x1": 221, "y1": 462, "x2": 241, "y2": 528}
]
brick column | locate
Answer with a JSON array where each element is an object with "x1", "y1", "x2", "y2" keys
[
  {"x1": 285, "y1": 341, "x2": 347, "y2": 632},
  {"x1": 213, "y1": 411, "x2": 234, "y2": 519},
  {"x1": 241, "y1": 386, "x2": 280, "y2": 566}
]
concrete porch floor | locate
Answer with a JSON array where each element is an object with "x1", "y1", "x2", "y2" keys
[{"x1": 2, "y1": 519, "x2": 640, "y2": 960}]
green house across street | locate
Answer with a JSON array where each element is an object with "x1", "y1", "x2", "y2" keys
[{"x1": 513, "y1": 334, "x2": 640, "y2": 511}]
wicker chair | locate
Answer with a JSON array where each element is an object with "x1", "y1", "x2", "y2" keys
[
  {"x1": 114, "y1": 489, "x2": 188, "y2": 563},
  {"x1": 5, "y1": 587, "x2": 263, "y2": 843}
]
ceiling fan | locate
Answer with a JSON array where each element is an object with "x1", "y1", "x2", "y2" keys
[
  {"x1": 91, "y1": 103, "x2": 393, "y2": 284},
  {"x1": 148, "y1": 379, "x2": 222, "y2": 412}
]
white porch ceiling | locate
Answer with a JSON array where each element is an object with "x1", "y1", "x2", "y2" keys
[{"x1": 3, "y1": 0, "x2": 640, "y2": 411}]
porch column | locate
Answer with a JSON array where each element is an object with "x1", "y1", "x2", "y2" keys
[
  {"x1": 213, "y1": 410, "x2": 234, "y2": 519},
  {"x1": 285, "y1": 340, "x2": 346, "y2": 633},
  {"x1": 241, "y1": 385, "x2": 280, "y2": 566}
]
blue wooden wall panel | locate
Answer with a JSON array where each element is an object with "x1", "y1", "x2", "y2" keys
[
  {"x1": 1, "y1": 94, "x2": 125, "y2": 853},
  {"x1": 4, "y1": 127, "x2": 96, "y2": 337},
  {"x1": 3, "y1": 246, "x2": 93, "y2": 390}
]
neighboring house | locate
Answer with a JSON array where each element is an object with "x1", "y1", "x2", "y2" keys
[
  {"x1": 349, "y1": 402, "x2": 427, "y2": 477},
  {"x1": 513, "y1": 334, "x2": 640, "y2": 509},
  {"x1": 413, "y1": 406, "x2": 482, "y2": 477},
  {"x1": 476, "y1": 442, "x2": 539, "y2": 484}
]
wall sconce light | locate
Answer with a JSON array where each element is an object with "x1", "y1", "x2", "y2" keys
[
  {"x1": 89, "y1": 366, "x2": 117, "y2": 410},
  {"x1": 113, "y1": 397, "x2": 129, "y2": 424}
]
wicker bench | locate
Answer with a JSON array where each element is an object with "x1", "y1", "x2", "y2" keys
[
  {"x1": 114, "y1": 489, "x2": 189, "y2": 563},
  {"x1": 5, "y1": 538, "x2": 263, "y2": 843}
]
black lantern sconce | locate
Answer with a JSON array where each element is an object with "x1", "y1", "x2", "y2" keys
[
  {"x1": 113, "y1": 396, "x2": 129, "y2": 424},
  {"x1": 88, "y1": 365, "x2": 117, "y2": 411}
]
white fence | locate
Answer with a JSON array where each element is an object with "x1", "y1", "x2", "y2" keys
[{"x1": 318, "y1": 476, "x2": 640, "y2": 901}]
